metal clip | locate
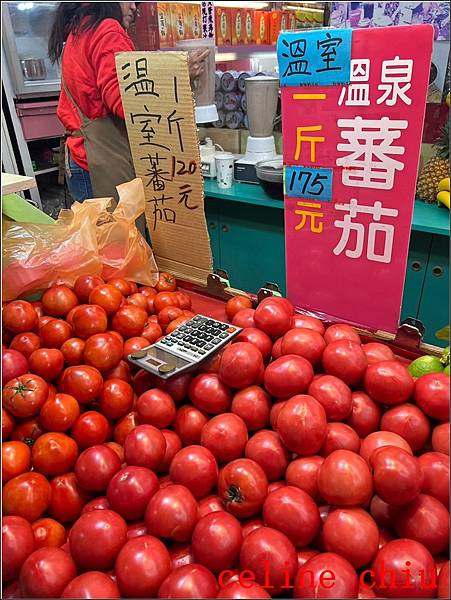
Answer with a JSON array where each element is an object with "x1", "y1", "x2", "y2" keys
[
  {"x1": 256, "y1": 282, "x2": 283, "y2": 305},
  {"x1": 394, "y1": 318, "x2": 425, "y2": 350}
]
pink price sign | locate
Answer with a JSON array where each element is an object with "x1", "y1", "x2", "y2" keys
[{"x1": 278, "y1": 25, "x2": 433, "y2": 333}]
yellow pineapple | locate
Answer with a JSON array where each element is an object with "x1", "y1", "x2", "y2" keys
[{"x1": 416, "y1": 120, "x2": 450, "y2": 203}]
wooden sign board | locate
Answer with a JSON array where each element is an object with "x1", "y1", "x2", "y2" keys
[{"x1": 116, "y1": 51, "x2": 212, "y2": 285}]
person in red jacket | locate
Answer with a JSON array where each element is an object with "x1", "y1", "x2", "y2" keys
[{"x1": 49, "y1": 2, "x2": 208, "y2": 203}]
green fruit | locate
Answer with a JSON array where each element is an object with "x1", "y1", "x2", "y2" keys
[
  {"x1": 408, "y1": 355, "x2": 444, "y2": 378},
  {"x1": 444, "y1": 365, "x2": 450, "y2": 376}
]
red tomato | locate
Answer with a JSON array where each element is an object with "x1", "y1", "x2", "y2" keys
[
  {"x1": 31, "y1": 301, "x2": 44, "y2": 317},
  {"x1": 438, "y1": 561, "x2": 450, "y2": 599},
  {"x1": 31, "y1": 432, "x2": 78, "y2": 476},
  {"x1": 189, "y1": 373, "x2": 232, "y2": 414},
  {"x1": 3, "y1": 301, "x2": 38, "y2": 333},
  {"x1": 139, "y1": 286, "x2": 157, "y2": 298},
  {"x1": 141, "y1": 321, "x2": 163, "y2": 344},
  {"x1": 29, "y1": 348, "x2": 64, "y2": 381},
  {"x1": 217, "y1": 581, "x2": 271, "y2": 599},
  {"x1": 39, "y1": 319, "x2": 73, "y2": 348},
  {"x1": 126, "y1": 292, "x2": 149, "y2": 311},
  {"x1": 58, "y1": 365, "x2": 103, "y2": 404},
  {"x1": 114, "y1": 411, "x2": 140, "y2": 445},
  {"x1": 158, "y1": 564, "x2": 218, "y2": 598},
  {"x1": 318, "y1": 450, "x2": 373, "y2": 506},
  {"x1": 362, "y1": 342, "x2": 395, "y2": 364},
  {"x1": 254, "y1": 301, "x2": 292, "y2": 338},
  {"x1": 226, "y1": 295, "x2": 253, "y2": 321},
  {"x1": 218, "y1": 458, "x2": 267, "y2": 518},
  {"x1": 380, "y1": 403, "x2": 431, "y2": 452},
  {"x1": 48, "y1": 472, "x2": 89, "y2": 523},
  {"x1": 219, "y1": 342, "x2": 264, "y2": 390},
  {"x1": 360, "y1": 430, "x2": 413, "y2": 464},
  {"x1": 297, "y1": 548, "x2": 320, "y2": 568},
  {"x1": 37, "y1": 315, "x2": 54, "y2": 329},
  {"x1": 124, "y1": 424, "x2": 166, "y2": 470},
  {"x1": 32, "y1": 518, "x2": 66, "y2": 549},
  {"x1": 127, "y1": 521, "x2": 148, "y2": 540},
  {"x1": 103, "y1": 359, "x2": 132, "y2": 382},
  {"x1": 308, "y1": 374, "x2": 353, "y2": 421},
  {"x1": 19, "y1": 547, "x2": 76, "y2": 598},
  {"x1": 371, "y1": 539, "x2": 436, "y2": 598},
  {"x1": 264, "y1": 355, "x2": 314, "y2": 398},
  {"x1": 276, "y1": 395, "x2": 327, "y2": 455},
  {"x1": 395, "y1": 494, "x2": 449, "y2": 555},
  {"x1": 42, "y1": 285, "x2": 78, "y2": 317},
  {"x1": 321, "y1": 422, "x2": 361, "y2": 456},
  {"x1": 165, "y1": 316, "x2": 191, "y2": 334},
  {"x1": 2, "y1": 349, "x2": 28, "y2": 386},
  {"x1": 136, "y1": 388, "x2": 176, "y2": 429},
  {"x1": 107, "y1": 466, "x2": 159, "y2": 520},
  {"x1": 11, "y1": 417, "x2": 45, "y2": 444},
  {"x1": 371, "y1": 446, "x2": 423, "y2": 506},
  {"x1": 271, "y1": 337, "x2": 283, "y2": 360},
  {"x1": 240, "y1": 527, "x2": 297, "y2": 595},
  {"x1": 370, "y1": 495, "x2": 399, "y2": 529},
  {"x1": 197, "y1": 495, "x2": 225, "y2": 520},
  {"x1": 419, "y1": 452, "x2": 450, "y2": 507},
  {"x1": 233, "y1": 328, "x2": 272, "y2": 363},
  {"x1": 154, "y1": 291, "x2": 179, "y2": 312},
  {"x1": 232, "y1": 308, "x2": 256, "y2": 328},
  {"x1": 170, "y1": 445, "x2": 218, "y2": 500},
  {"x1": 82, "y1": 497, "x2": 110, "y2": 513},
  {"x1": 241, "y1": 517, "x2": 264, "y2": 539},
  {"x1": 87, "y1": 284, "x2": 122, "y2": 315},
  {"x1": 270, "y1": 400, "x2": 286, "y2": 429},
  {"x1": 432, "y1": 422, "x2": 450, "y2": 455},
  {"x1": 294, "y1": 552, "x2": 358, "y2": 598},
  {"x1": 107, "y1": 277, "x2": 132, "y2": 296},
  {"x1": 2, "y1": 516, "x2": 35, "y2": 581},
  {"x1": 128, "y1": 281, "x2": 138, "y2": 294},
  {"x1": 145, "y1": 484, "x2": 198, "y2": 542},
  {"x1": 244, "y1": 430, "x2": 290, "y2": 482},
  {"x1": 324, "y1": 323, "x2": 361, "y2": 344},
  {"x1": 201, "y1": 413, "x2": 248, "y2": 463},
  {"x1": 263, "y1": 486, "x2": 321, "y2": 548},
  {"x1": 2, "y1": 374, "x2": 48, "y2": 418},
  {"x1": 112, "y1": 305, "x2": 147, "y2": 338},
  {"x1": 72, "y1": 304, "x2": 108, "y2": 339},
  {"x1": 69, "y1": 509, "x2": 127, "y2": 571},
  {"x1": 414, "y1": 373, "x2": 449, "y2": 421},
  {"x1": 281, "y1": 328, "x2": 326, "y2": 366},
  {"x1": 60, "y1": 337, "x2": 85, "y2": 365},
  {"x1": 157, "y1": 305, "x2": 183, "y2": 328},
  {"x1": 157, "y1": 429, "x2": 182, "y2": 473},
  {"x1": 61, "y1": 572, "x2": 120, "y2": 599},
  {"x1": 10, "y1": 331, "x2": 40, "y2": 360},
  {"x1": 231, "y1": 385, "x2": 270, "y2": 431},
  {"x1": 155, "y1": 372, "x2": 192, "y2": 403},
  {"x1": 2, "y1": 408, "x2": 15, "y2": 441},
  {"x1": 74, "y1": 444, "x2": 121, "y2": 491},
  {"x1": 322, "y1": 340, "x2": 368, "y2": 385},
  {"x1": 2, "y1": 441, "x2": 31, "y2": 482},
  {"x1": 83, "y1": 332, "x2": 123, "y2": 372},
  {"x1": 71, "y1": 411, "x2": 110, "y2": 449},
  {"x1": 115, "y1": 535, "x2": 171, "y2": 598},
  {"x1": 98, "y1": 378, "x2": 134, "y2": 420},
  {"x1": 156, "y1": 272, "x2": 177, "y2": 292},
  {"x1": 174, "y1": 291, "x2": 192, "y2": 310},
  {"x1": 290, "y1": 314, "x2": 325, "y2": 335},
  {"x1": 364, "y1": 360, "x2": 415, "y2": 405},
  {"x1": 122, "y1": 336, "x2": 149, "y2": 359},
  {"x1": 3, "y1": 472, "x2": 51, "y2": 522},
  {"x1": 104, "y1": 441, "x2": 125, "y2": 464},
  {"x1": 174, "y1": 404, "x2": 209, "y2": 446},
  {"x1": 285, "y1": 456, "x2": 324, "y2": 502},
  {"x1": 345, "y1": 391, "x2": 381, "y2": 437},
  {"x1": 73, "y1": 274, "x2": 104, "y2": 302}
]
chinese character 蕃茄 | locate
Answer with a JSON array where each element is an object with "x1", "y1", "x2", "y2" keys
[{"x1": 148, "y1": 194, "x2": 176, "y2": 230}]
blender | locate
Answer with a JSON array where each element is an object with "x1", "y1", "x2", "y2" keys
[{"x1": 235, "y1": 75, "x2": 281, "y2": 184}]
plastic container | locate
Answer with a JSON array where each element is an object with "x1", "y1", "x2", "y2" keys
[{"x1": 256, "y1": 159, "x2": 283, "y2": 199}]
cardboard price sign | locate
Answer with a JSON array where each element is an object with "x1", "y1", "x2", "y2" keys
[
  {"x1": 116, "y1": 51, "x2": 212, "y2": 285},
  {"x1": 277, "y1": 25, "x2": 433, "y2": 333}
]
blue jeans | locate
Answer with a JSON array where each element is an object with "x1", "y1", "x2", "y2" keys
[{"x1": 66, "y1": 153, "x2": 93, "y2": 201}]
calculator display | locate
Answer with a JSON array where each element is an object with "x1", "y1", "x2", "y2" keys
[{"x1": 144, "y1": 346, "x2": 191, "y2": 368}]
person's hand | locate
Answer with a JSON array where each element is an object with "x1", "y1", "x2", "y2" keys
[{"x1": 188, "y1": 48, "x2": 210, "y2": 81}]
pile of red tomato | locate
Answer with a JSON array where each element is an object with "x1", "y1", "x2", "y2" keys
[{"x1": 1, "y1": 275, "x2": 450, "y2": 599}]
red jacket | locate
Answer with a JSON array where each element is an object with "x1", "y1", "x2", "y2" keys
[{"x1": 57, "y1": 19, "x2": 134, "y2": 170}]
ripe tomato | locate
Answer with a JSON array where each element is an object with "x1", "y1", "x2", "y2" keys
[
  {"x1": 419, "y1": 452, "x2": 450, "y2": 507},
  {"x1": 19, "y1": 546, "x2": 77, "y2": 598},
  {"x1": 364, "y1": 360, "x2": 414, "y2": 405},
  {"x1": 39, "y1": 319, "x2": 73, "y2": 349},
  {"x1": 2, "y1": 349, "x2": 28, "y2": 385},
  {"x1": 380, "y1": 403, "x2": 430, "y2": 452},
  {"x1": 291, "y1": 314, "x2": 325, "y2": 335},
  {"x1": 155, "y1": 372, "x2": 192, "y2": 404},
  {"x1": 60, "y1": 337, "x2": 85, "y2": 365},
  {"x1": 170, "y1": 445, "x2": 218, "y2": 500},
  {"x1": 362, "y1": 342, "x2": 395, "y2": 364},
  {"x1": 201, "y1": 413, "x2": 248, "y2": 463},
  {"x1": 71, "y1": 411, "x2": 111, "y2": 449},
  {"x1": 124, "y1": 424, "x2": 166, "y2": 470},
  {"x1": 432, "y1": 423, "x2": 450, "y2": 455},
  {"x1": 318, "y1": 450, "x2": 373, "y2": 506},
  {"x1": 3, "y1": 472, "x2": 51, "y2": 522},
  {"x1": 165, "y1": 316, "x2": 190, "y2": 334},
  {"x1": 61, "y1": 572, "x2": 120, "y2": 599},
  {"x1": 360, "y1": 430, "x2": 413, "y2": 464},
  {"x1": 244, "y1": 430, "x2": 290, "y2": 482},
  {"x1": 126, "y1": 293, "x2": 149, "y2": 311},
  {"x1": 294, "y1": 552, "x2": 359, "y2": 598},
  {"x1": 112, "y1": 305, "x2": 147, "y2": 338},
  {"x1": 324, "y1": 323, "x2": 361, "y2": 344},
  {"x1": 395, "y1": 494, "x2": 449, "y2": 555},
  {"x1": 29, "y1": 348, "x2": 64, "y2": 381},
  {"x1": 32, "y1": 518, "x2": 66, "y2": 549},
  {"x1": 438, "y1": 561, "x2": 450, "y2": 599},
  {"x1": 157, "y1": 305, "x2": 183, "y2": 328},
  {"x1": 254, "y1": 301, "x2": 291, "y2": 338},
  {"x1": 264, "y1": 354, "x2": 314, "y2": 398},
  {"x1": 69, "y1": 509, "x2": 127, "y2": 571},
  {"x1": 345, "y1": 391, "x2": 381, "y2": 437},
  {"x1": 156, "y1": 272, "x2": 177, "y2": 292},
  {"x1": 174, "y1": 404, "x2": 209, "y2": 446},
  {"x1": 139, "y1": 286, "x2": 158, "y2": 298},
  {"x1": 3, "y1": 301, "x2": 38, "y2": 333},
  {"x1": 189, "y1": 373, "x2": 232, "y2": 414},
  {"x1": 277, "y1": 395, "x2": 327, "y2": 455},
  {"x1": 226, "y1": 295, "x2": 253, "y2": 321},
  {"x1": 308, "y1": 374, "x2": 353, "y2": 421},
  {"x1": 11, "y1": 417, "x2": 45, "y2": 444},
  {"x1": 107, "y1": 466, "x2": 159, "y2": 520},
  {"x1": 153, "y1": 291, "x2": 178, "y2": 313},
  {"x1": 322, "y1": 340, "x2": 368, "y2": 385},
  {"x1": 141, "y1": 321, "x2": 163, "y2": 344},
  {"x1": 145, "y1": 484, "x2": 198, "y2": 542},
  {"x1": 103, "y1": 359, "x2": 132, "y2": 382},
  {"x1": 371, "y1": 446, "x2": 423, "y2": 506},
  {"x1": 219, "y1": 342, "x2": 264, "y2": 390},
  {"x1": 2, "y1": 441, "x2": 31, "y2": 482},
  {"x1": 233, "y1": 328, "x2": 272, "y2": 363},
  {"x1": 48, "y1": 472, "x2": 89, "y2": 523},
  {"x1": 72, "y1": 305, "x2": 108, "y2": 339},
  {"x1": 114, "y1": 411, "x2": 140, "y2": 445},
  {"x1": 2, "y1": 408, "x2": 15, "y2": 441},
  {"x1": 271, "y1": 337, "x2": 283, "y2": 360},
  {"x1": 99, "y1": 378, "x2": 134, "y2": 420},
  {"x1": 231, "y1": 385, "x2": 270, "y2": 432},
  {"x1": 82, "y1": 496, "x2": 110, "y2": 514},
  {"x1": 122, "y1": 336, "x2": 149, "y2": 359},
  {"x1": 37, "y1": 315, "x2": 54, "y2": 330},
  {"x1": 286, "y1": 456, "x2": 324, "y2": 502},
  {"x1": 82, "y1": 332, "x2": 123, "y2": 372},
  {"x1": 217, "y1": 581, "x2": 271, "y2": 599},
  {"x1": 156, "y1": 429, "x2": 181, "y2": 473},
  {"x1": 159, "y1": 564, "x2": 218, "y2": 598},
  {"x1": 3, "y1": 374, "x2": 48, "y2": 418},
  {"x1": 321, "y1": 422, "x2": 360, "y2": 456},
  {"x1": 10, "y1": 332, "x2": 40, "y2": 360},
  {"x1": 107, "y1": 277, "x2": 132, "y2": 296},
  {"x1": 42, "y1": 285, "x2": 78, "y2": 317},
  {"x1": 414, "y1": 373, "x2": 449, "y2": 421},
  {"x1": 31, "y1": 432, "x2": 78, "y2": 476},
  {"x1": 174, "y1": 291, "x2": 192, "y2": 310},
  {"x1": 88, "y1": 284, "x2": 123, "y2": 315},
  {"x1": 2, "y1": 515, "x2": 35, "y2": 581},
  {"x1": 218, "y1": 458, "x2": 267, "y2": 518},
  {"x1": 58, "y1": 365, "x2": 103, "y2": 404},
  {"x1": 281, "y1": 328, "x2": 326, "y2": 366},
  {"x1": 232, "y1": 308, "x2": 256, "y2": 329},
  {"x1": 73, "y1": 274, "x2": 105, "y2": 302},
  {"x1": 136, "y1": 388, "x2": 176, "y2": 429}
]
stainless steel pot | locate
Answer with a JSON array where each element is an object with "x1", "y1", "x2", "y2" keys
[{"x1": 20, "y1": 58, "x2": 47, "y2": 81}]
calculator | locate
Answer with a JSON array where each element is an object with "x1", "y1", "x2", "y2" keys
[{"x1": 127, "y1": 315, "x2": 242, "y2": 379}]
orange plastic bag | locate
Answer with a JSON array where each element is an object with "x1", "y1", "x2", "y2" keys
[
  {"x1": 90, "y1": 178, "x2": 158, "y2": 286},
  {"x1": 2, "y1": 201, "x2": 103, "y2": 301}
]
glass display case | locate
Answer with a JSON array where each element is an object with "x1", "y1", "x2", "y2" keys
[{"x1": 2, "y1": 1, "x2": 60, "y2": 97}]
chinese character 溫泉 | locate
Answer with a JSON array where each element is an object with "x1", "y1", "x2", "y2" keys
[
  {"x1": 280, "y1": 37, "x2": 312, "y2": 77},
  {"x1": 140, "y1": 153, "x2": 172, "y2": 192},
  {"x1": 333, "y1": 198, "x2": 399, "y2": 263},
  {"x1": 377, "y1": 56, "x2": 413, "y2": 106},
  {"x1": 316, "y1": 32, "x2": 343, "y2": 73},
  {"x1": 294, "y1": 201, "x2": 324, "y2": 233},
  {"x1": 295, "y1": 126, "x2": 325, "y2": 163},
  {"x1": 178, "y1": 184, "x2": 199, "y2": 210},
  {"x1": 148, "y1": 194, "x2": 176, "y2": 230},
  {"x1": 337, "y1": 116, "x2": 407, "y2": 190},
  {"x1": 121, "y1": 58, "x2": 159, "y2": 97},
  {"x1": 338, "y1": 59, "x2": 370, "y2": 107}
]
